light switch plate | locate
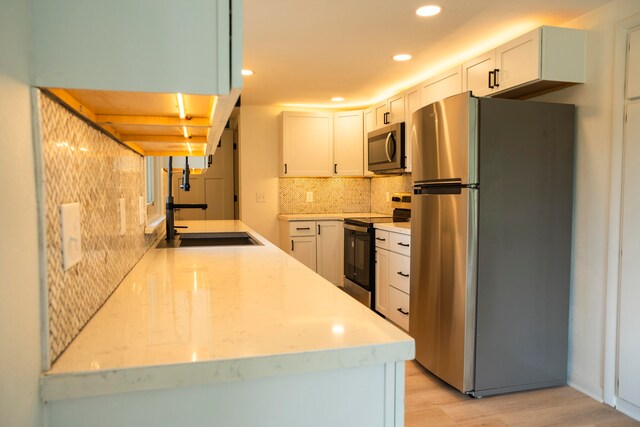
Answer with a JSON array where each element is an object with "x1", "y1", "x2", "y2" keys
[
  {"x1": 256, "y1": 192, "x2": 266, "y2": 203},
  {"x1": 306, "y1": 191, "x2": 313, "y2": 203},
  {"x1": 138, "y1": 196, "x2": 146, "y2": 226},
  {"x1": 119, "y1": 198, "x2": 126, "y2": 236},
  {"x1": 60, "y1": 202, "x2": 82, "y2": 271}
]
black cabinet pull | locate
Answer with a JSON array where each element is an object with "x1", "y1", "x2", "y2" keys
[
  {"x1": 375, "y1": 237, "x2": 386, "y2": 241},
  {"x1": 397, "y1": 307, "x2": 409, "y2": 316},
  {"x1": 334, "y1": 163, "x2": 337, "y2": 174},
  {"x1": 284, "y1": 163, "x2": 288, "y2": 174},
  {"x1": 384, "y1": 112, "x2": 390, "y2": 124},
  {"x1": 488, "y1": 70, "x2": 495, "y2": 89},
  {"x1": 317, "y1": 224, "x2": 321, "y2": 235},
  {"x1": 493, "y1": 69, "x2": 500, "y2": 87},
  {"x1": 291, "y1": 240, "x2": 294, "y2": 251},
  {"x1": 397, "y1": 242, "x2": 410, "y2": 247},
  {"x1": 397, "y1": 271, "x2": 409, "y2": 277},
  {"x1": 296, "y1": 227, "x2": 310, "y2": 230}
]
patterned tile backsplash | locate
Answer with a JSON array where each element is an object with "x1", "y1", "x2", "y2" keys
[
  {"x1": 279, "y1": 174, "x2": 413, "y2": 215},
  {"x1": 37, "y1": 91, "x2": 158, "y2": 364}
]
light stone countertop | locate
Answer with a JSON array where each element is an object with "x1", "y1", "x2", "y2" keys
[
  {"x1": 374, "y1": 222, "x2": 412, "y2": 235},
  {"x1": 278, "y1": 212, "x2": 390, "y2": 221},
  {"x1": 42, "y1": 220, "x2": 414, "y2": 401}
]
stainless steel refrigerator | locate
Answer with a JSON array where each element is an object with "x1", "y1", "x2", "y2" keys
[{"x1": 409, "y1": 92, "x2": 574, "y2": 397}]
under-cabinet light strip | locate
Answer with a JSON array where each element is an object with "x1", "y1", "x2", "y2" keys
[{"x1": 177, "y1": 93, "x2": 186, "y2": 119}]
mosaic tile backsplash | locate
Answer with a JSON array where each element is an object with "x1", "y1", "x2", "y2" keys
[
  {"x1": 279, "y1": 174, "x2": 413, "y2": 215},
  {"x1": 37, "y1": 92, "x2": 158, "y2": 364}
]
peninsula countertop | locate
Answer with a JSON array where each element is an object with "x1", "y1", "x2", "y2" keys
[
  {"x1": 42, "y1": 220, "x2": 414, "y2": 401},
  {"x1": 278, "y1": 212, "x2": 390, "y2": 221}
]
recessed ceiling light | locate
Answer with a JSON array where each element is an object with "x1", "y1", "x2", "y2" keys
[
  {"x1": 331, "y1": 97, "x2": 345, "y2": 102},
  {"x1": 393, "y1": 54, "x2": 412, "y2": 62},
  {"x1": 416, "y1": 5, "x2": 442, "y2": 17},
  {"x1": 241, "y1": 69, "x2": 254, "y2": 76}
]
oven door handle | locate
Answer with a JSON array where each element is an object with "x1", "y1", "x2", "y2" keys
[{"x1": 344, "y1": 223, "x2": 369, "y2": 233}]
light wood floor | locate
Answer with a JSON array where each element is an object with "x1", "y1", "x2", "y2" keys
[{"x1": 405, "y1": 361, "x2": 638, "y2": 426}]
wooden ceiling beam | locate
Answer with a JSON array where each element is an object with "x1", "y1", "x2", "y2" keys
[
  {"x1": 95, "y1": 115, "x2": 210, "y2": 128},
  {"x1": 121, "y1": 135, "x2": 207, "y2": 144}
]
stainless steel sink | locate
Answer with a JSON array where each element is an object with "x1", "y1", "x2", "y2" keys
[{"x1": 156, "y1": 232, "x2": 263, "y2": 248}]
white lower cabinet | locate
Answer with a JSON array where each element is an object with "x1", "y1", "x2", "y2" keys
[
  {"x1": 375, "y1": 228, "x2": 411, "y2": 331},
  {"x1": 281, "y1": 220, "x2": 343, "y2": 286}
]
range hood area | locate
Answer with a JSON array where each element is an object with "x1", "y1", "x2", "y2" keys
[{"x1": 30, "y1": 0, "x2": 242, "y2": 157}]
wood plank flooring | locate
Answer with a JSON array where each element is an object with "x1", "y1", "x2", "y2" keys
[{"x1": 405, "y1": 361, "x2": 638, "y2": 426}]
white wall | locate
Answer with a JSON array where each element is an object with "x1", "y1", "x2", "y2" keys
[
  {"x1": 239, "y1": 106, "x2": 281, "y2": 243},
  {"x1": 533, "y1": 0, "x2": 640, "y2": 401},
  {"x1": 0, "y1": 0, "x2": 44, "y2": 425}
]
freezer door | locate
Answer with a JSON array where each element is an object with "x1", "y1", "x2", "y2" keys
[
  {"x1": 409, "y1": 186, "x2": 478, "y2": 393},
  {"x1": 411, "y1": 92, "x2": 478, "y2": 185}
]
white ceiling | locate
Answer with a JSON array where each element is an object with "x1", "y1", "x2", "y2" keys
[{"x1": 241, "y1": 0, "x2": 610, "y2": 108}]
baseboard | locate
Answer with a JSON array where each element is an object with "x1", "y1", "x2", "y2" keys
[
  {"x1": 617, "y1": 398, "x2": 640, "y2": 422},
  {"x1": 568, "y1": 376, "x2": 603, "y2": 403}
]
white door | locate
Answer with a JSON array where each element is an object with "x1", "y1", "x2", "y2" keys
[
  {"x1": 333, "y1": 111, "x2": 363, "y2": 176},
  {"x1": 387, "y1": 93, "x2": 405, "y2": 124},
  {"x1": 462, "y1": 51, "x2": 495, "y2": 97},
  {"x1": 628, "y1": 29, "x2": 640, "y2": 100},
  {"x1": 172, "y1": 173, "x2": 206, "y2": 221},
  {"x1": 373, "y1": 101, "x2": 388, "y2": 129},
  {"x1": 375, "y1": 248, "x2": 389, "y2": 316},
  {"x1": 291, "y1": 236, "x2": 317, "y2": 271},
  {"x1": 495, "y1": 28, "x2": 540, "y2": 93},
  {"x1": 316, "y1": 221, "x2": 343, "y2": 286},
  {"x1": 618, "y1": 99, "x2": 640, "y2": 411},
  {"x1": 204, "y1": 128, "x2": 235, "y2": 220},
  {"x1": 282, "y1": 112, "x2": 333, "y2": 176}
]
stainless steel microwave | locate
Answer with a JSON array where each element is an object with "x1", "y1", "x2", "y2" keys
[{"x1": 367, "y1": 122, "x2": 405, "y2": 173}]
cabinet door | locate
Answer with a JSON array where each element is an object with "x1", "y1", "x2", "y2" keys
[
  {"x1": 375, "y1": 248, "x2": 389, "y2": 316},
  {"x1": 387, "y1": 287, "x2": 410, "y2": 331},
  {"x1": 618, "y1": 100, "x2": 640, "y2": 409},
  {"x1": 333, "y1": 111, "x2": 364, "y2": 176},
  {"x1": 281, "y1": 111, "x2": 333, "y2": 176},
  {"x1": 421, "y1": 65, "x2": 463, "y2": 108},
  {"x1": 404, "y1": 86, "x2": 420, "y2": 173},
  {"x1": 496, "y1": 28, "x2": 540, "y2": 93},
  {"x1": 373, "y1": 101, "x2": 389, "y2": 129},
  {"x1": 363, "y1": 108, "x2": 375, "y2": 176},
  {"x1": 291, "y1": 236, "x2": 317, "y2": 271},
  {"x1": 388, "y1": 93, "x2": 405, "y2": 125},
  {"x1": 462, "y1": 51, "x2": 495, "y2": 97},
  {"x1": 316, "y1": 221, "x2": 343, "y2": 286}
]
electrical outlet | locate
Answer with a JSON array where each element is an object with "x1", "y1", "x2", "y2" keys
[
  {"x1": 138, "y1": 196, "x2": 146, "y2": 226},
  {"x1": 60, "y1": 202, "x2": 82, "y2": 271},
  {"x1": 256, "y1": 192, "x2": 266, "y2": 203},
  {"x1": 306, "y1": 191, "x2": 314, "y2": 203},
  {"x1": 119, "y1": 198, "x2": 126, "y2": 236}
]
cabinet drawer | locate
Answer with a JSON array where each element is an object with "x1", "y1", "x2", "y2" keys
[
  {"x1": 289, "y1": 221, "x2": 316, "y2": 236},
  {"x1": 374, "y1": 229, "x2": 390, "y2": 249},
  {"x1": 389, "y1": 252, "x2": 410, "y2": 294},
  {"x1": 389, "y1": 232, "x2": 411, "y2": 256},
  {"x1": 388, "y1": 287, "x2": 410, "y2": 331}
]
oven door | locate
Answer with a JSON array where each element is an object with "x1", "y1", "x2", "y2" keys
[{"x1": 344, "y1": 223, "x2": 372, "y2": 290}]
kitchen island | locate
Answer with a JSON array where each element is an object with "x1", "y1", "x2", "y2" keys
[{"x1": 42, "y1": 220, "x2": 414, "y2": 427}]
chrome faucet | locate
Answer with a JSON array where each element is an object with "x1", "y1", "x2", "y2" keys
[{"x1": 165, "y1": 156, "x2": 208, "y2": 241}]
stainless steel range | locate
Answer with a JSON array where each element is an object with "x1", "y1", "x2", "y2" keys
[{"x1": 343, "y1": 194, "x2": 411, "y2": 311}]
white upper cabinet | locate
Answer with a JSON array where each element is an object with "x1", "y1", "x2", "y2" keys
[
  {"x1": 421, "y1": 66, "x2": 463, "y2": 108},
  {"x1": 463, "y1": 26, "x2": 585, "y2": 98},
  {"x1": 363, "y1": 108, "x2": 375, "y2": 177},
  {"x1": 333, "y1": 111, "x2": 364, "y2": 176},
  {"x1": 280, "y1": 112, "x2": 334, "y2": 177},
  {"x1": 280, "y1": 110, "x2": 364, "y2": 177},
  {"x1": 372, "y1": 94, "x2": 405, "y2": 130},
  {"x1": 31, "y1": 0, "x2": 242, "y2": 96},
  {"x1": 403, "y1": 85, "x2": 421, "y2": 173}
]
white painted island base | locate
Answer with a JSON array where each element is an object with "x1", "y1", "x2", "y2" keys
[{"x1": 46, "y1": 362, "x2": 405, "y2": 427}]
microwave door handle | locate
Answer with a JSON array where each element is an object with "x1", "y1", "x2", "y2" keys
[{"x1": 385, "y1": 132, "x2": 394, "y2": 162}]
